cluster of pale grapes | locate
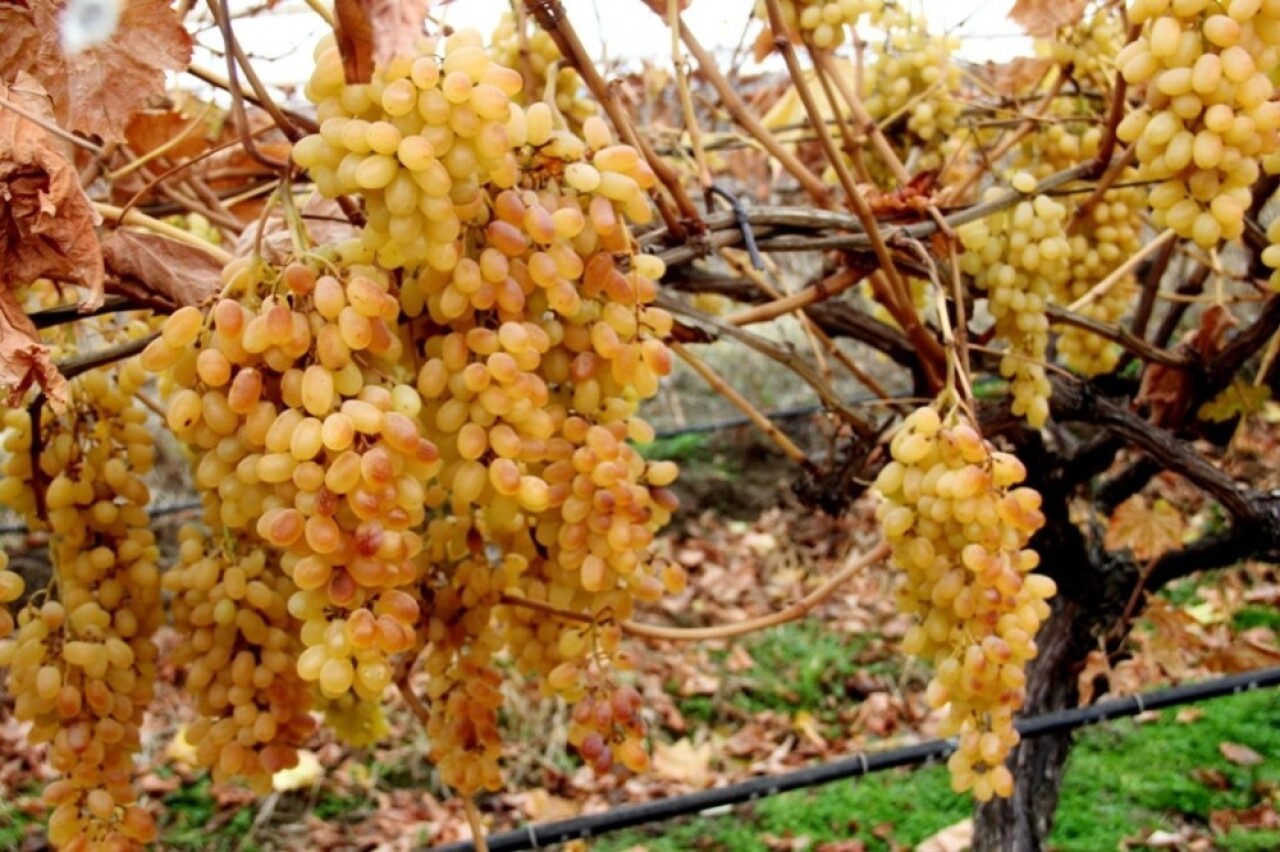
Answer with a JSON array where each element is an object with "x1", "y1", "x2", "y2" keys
[
  {"x1": 874, "y1": 406, "x2": 1055, "y2": 801},
  {"x1": 1034, "y1": 4, "x2": 1127, "y2": 85},
  {"x1": 1013, "y1": 124, "x2": 1144, "y2": 376},
  {"x1": 753, "y1": 0, "x2": 883, "y2": 49},
  {"x1": 164, "y1": 526, "x2": 316, "y2": 793},
  {"x1": 138, "y1": 27, "x2": 682, "y2": 806},
  {"x1": 863, "y1": 8, "x2": 963, "y2": 164},
  {"x1": 490, "y1": 11, "x2": 595, "y2": 130},
  {"x1": 1117, "y1": 0, "x2": 1280, "y2": 247},
  {"x1": 957, "y1": 176, "x2": 1069, "y2": 428},
  {"x1": 1264, "y1": 218, "x2": 1280, "y2": 287},
  {"x1": 0, "y1": 362, "x2": 162, "y2": 851}
]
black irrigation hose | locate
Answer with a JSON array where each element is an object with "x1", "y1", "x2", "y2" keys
[{"x1": 431, "y1": 666, "x2": 1280, "y2": 852}]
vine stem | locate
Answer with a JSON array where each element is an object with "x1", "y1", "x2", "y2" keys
[
  {"x1": 94, "y1": 203, "x2": 234, "y2": 264},
  {"x1": 462, "y1": 798, "x2": 490, "y2": 852},
  {"x1": 623, "y1": 540, "x2": 890, "y2": 641},
  {"x1": 726, "y1": 267, "x2": 862, "y2": 327},
  {"x1": 643, "y1": 1, "x2": 831, "y2": 204},
  {"x1": 669, "y1": 340, "x2": 812, "y2": 467}
]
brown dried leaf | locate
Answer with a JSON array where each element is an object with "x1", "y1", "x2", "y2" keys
[
  {"x1": 970, "y1": 56, "x2": 1053, "y2": 97},
  {"x1": 101, "y1": 230, "x2": 223, "y2": 309},
  {"x1": 1218, "y1": 741, "x2": 1264, "y2": 766},
  {"x1": 0, "y1": 0, "x2": 192, "y2": 142},
  {"x1": 0, "y1": 73, "x2": 105, "y2": 308},
  {"x1": 234, "y1": 194, "x2": 360, "y2": 264},
  {"x1": 1008, "y1": 0, "x2": 1088, "y2": 38},
  {"x1": 124, "y1": 108, "x2": 215, "y2": 161},
  {"x1": 333, "y1": 0, "x2": 427, "y2": 85},
  {"x1": 1104, "y1": 496, "x2": 1185, "y2": 561},
  {"x1": 0, "y1": 288, "x2": 67, "y2": 409}
]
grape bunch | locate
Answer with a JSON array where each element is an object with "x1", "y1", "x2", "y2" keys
[
  {"x1": 957, "y1": 178, "x2": 1069, "y2": 427},
  {"x1": 1013, "y1": 124, "x2": 1144, "y2": 376},
  {"x1": 1034, "y1": 4, "x2": 1126, "y2": 87},
  {"x1": 0, "y1": 551, "x2": 20, "y2": 639},
  {"x1": 490, "y1": 11, "x2": 596, "y2": 130},
  {"x1": 863, "y1": 8, "x2": 963, "y2": 166},
  {"x1": 143, "y1": 259, "x2": 439, "y2": 705},
  {"x1": 164, "y1": 526, "x2": 316, "y2": 793},
  {"x1": 753, "y1": 0, "x2": 882, "y2": 49},
  {"x1": 1117, "y1": 0, "x2": 1280, "y2": 248},
  {"x1": 0, "y1": 363, "x2": 163, "y2": 850},
  {"x1": 874, "y1": 405, "x2": 1056, "y2": 801},
  {"x1": 293, "y1": 30, "x2": 524, "y2": 271},
  {"x1": 140, "y1": 25, "x2": 683, "y2": 803},
  {"x1": 1264, "y1": 217, "x2": 1280, "y2": 287}
]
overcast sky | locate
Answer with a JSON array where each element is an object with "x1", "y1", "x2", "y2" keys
[{"x1": 196, "y1": 0, "x2": 1033, "y2": 91}]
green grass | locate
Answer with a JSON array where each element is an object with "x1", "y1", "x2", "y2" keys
[
  {"x1": 1233, "y1": 604, "x2": 1280, "y2": 633},
  {"x1": 634, "y1": 432, "x2": 712, "y2": 463},
  {"x1": 161, "y1": 774, "x2": 260, "y2": 851},
  {"x1": 602, "y1": 686, "x2": 1280, "y2": 851},
  {"x1": 0, "y1": 804, "x2": 34, "y2": 850},
  {"x1": 673, "y1": 623, "x2": 901, "y2": 730}
]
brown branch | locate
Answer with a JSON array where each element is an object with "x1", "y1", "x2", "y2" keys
[
  {"x1": 57, "y1": 334, "x2": 157, "y2": 381},
  {"x1": 623, "y1": 539, "x2": 889, "y2": 641},
  {"x1": 647, "y1": 5, "x2": 831, "y2": 204},
  {"x1": 726, "y1": 268, "x2": 862, "y2": 326},
  {"x1": 1044, "y1": 305, "x2": 1192, "y2": 368},
  {"x1": 669, "y1": 340, "x2": 813, "y2": 467}
]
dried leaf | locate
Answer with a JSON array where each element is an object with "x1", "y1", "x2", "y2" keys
[
  {"x1": 915, "y1": 819, "x2": 973, "y2": 852},
  {"x1": 0, "y1": 288, "x2": 67, "y2": 409},
  {"x1": 1008, "y1": 0, "x2": 1088, "y2": 38},
  {"x1": 124, "y1": 107, "x2": 215, "y2": 162},
  {"x1": 0, "y1": 73, "x2": 105, "y2": 309},
  {"x1": 0, "y1": 0, "x2": 192, "y2": 142},
  {"x1": 101, "y1": 230, "x2": 223, "y2": 309},
  {"x1": 1104, "y1": 496, "x2": 1185, "y2": 561},
  {"x1": 333, "y1": 0, "x2": 427, "y2": 85},
  {"x1": 970, "y1": 56, "x2": 1053, "y2": 97},
  {"x1": 651, "y1": 737, "x2": 714, "y2": 787},
  {"x1": 1218, "y1": 741, "x2": 1264, "y2": 766}
]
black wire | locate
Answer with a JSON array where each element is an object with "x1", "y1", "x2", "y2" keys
[
  {"x1": 429, "y1": 666, "x2": 1280, "y2": 852},
  {"x1": 709, "y1": 184, "x2": 764, "y2": 270}
]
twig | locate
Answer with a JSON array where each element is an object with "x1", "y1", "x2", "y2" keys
[
  {"x1": 187, "y1": 65, "x2": 319, "y2": 133},
  {"x1": 208, "y1": 0, "x2": 291, "y2": 170},
  {"x1": 57, "y1": 335, "x2": 157, "y2": 380},
  {"x1": 623, "y1": 540, "x2": 889, "y2": 641},
  {"x1": 0, "y1": 95, "x2": 104, "y2": 155},
  {"x1": 669, "y1": 341, "x2": 812, "y2": 467},
  {"x1": 669, "y1": 0, "x2": 711, "y2": 192},
  {"x1": 649, "y1": 5, "x2": 831, "y2": 204},
  {"x1": 107, "y1": 104, "x2": 215, "y2": 181},
  {"x1": 727, "y1": 268, "x2": 861, "y2": 326},
  {"x1": 94, "y1": 203, "x2": 234, "y2": 264},
  {"x1": 1044, "y1": 305, "x2": 1193, "y2": 368},
  {"x1": 1066, "y1": 229, "x2": 1175, "y2": 313},
  {"x1": 463, "y1": 798, "x2": 490, "y2": 852},
  {"x1": 1089, "y1": 24, "x2": 1140, "y2": 180},
  {"x1": 658, "y1": 294, "x2": 875, "y2": 438},
  {"x1": 761, "y1": 0, "x2": 943, "y2": 385}
]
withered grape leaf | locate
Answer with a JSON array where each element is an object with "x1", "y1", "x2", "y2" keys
[
  {"x1": 0, "y1": 0, "x2": 192, "y2": 142},
  {"x1": 333, "y1": 0, "x2": 428, "y2": 85},
  {"x1": 0, "y1": 73, "x2": 105, "y2": 309},
  {"x1": 1008, "y1": 0, "x2": 1088, "y2": 38}
]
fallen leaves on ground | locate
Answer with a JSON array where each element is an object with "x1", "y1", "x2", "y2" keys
[
  {"x1": 1218, "y1": 742, "x2": 1264, "y2": 767},
  {"x1": 915, "y1": 818, "x2": 972, "y2": 852}
]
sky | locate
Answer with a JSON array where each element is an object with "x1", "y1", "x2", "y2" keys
[{"x1": 191, "y1": 0, "x2": 1034, "y2": 92}]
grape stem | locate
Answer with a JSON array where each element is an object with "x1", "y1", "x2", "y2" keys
[
  {"x1": 462, "y1": 798, "x2": 490, "y2": 852},
  {"x1": 622, "y1": 539, "x2": 890, "y2": 641}
]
